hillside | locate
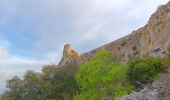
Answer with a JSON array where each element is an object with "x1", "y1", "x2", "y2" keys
[
  {"x1": 1, "y1": 1, "x2": 170, "y2": 100},
  {"x1": 59, "y1": 1, "x2": 170, "y2": 67}
]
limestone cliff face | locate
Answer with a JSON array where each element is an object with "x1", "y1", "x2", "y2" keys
[
  {"x1": 59, "y1": 1, "x2": 170, "y2": 66},
  {"x1": 58, "y1": 44, "x2": 80, "y2": 66}
]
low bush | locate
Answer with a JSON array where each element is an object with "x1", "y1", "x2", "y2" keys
[{"x1": 127, "y1": 56, "x2": 167, "y2": 87}]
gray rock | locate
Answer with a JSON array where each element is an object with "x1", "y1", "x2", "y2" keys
[{"x1": 116, "y1": 73, "x2": 170, "y2": 100}]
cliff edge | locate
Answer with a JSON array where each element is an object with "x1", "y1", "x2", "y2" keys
[{"x1": 59, "y1": 1, "x2": 170, "y2": 66}]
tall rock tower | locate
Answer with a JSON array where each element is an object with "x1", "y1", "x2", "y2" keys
[{"x1": 58, "y1": 44, "x2": 80, "y2": 66}]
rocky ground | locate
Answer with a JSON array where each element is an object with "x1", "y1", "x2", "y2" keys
[{"x1": 115, "y1": 73, "x2": 170, "y2": 100}]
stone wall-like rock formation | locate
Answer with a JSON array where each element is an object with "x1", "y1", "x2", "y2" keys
[{"x1": 59, "y1": 1, "x2": 170, "y2": 66}]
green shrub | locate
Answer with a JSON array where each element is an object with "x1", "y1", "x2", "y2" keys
[
  {"x1": 160, "y1": 47, "x2": 170, "y2": 72},
  {"x1": 168, "y1": 45, "x2": 170, "y2": 57},
  {"x1": 161, "y1": 57, "x2": 170, "y2": 71},
  {"x1": 75, "y1": 50, "x2": 134, "y2": 100},
  {"x1": 127, "y1": 56, "x2": 166, "y2": 87}
]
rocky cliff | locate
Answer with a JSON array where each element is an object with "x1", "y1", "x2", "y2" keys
[
  {"x1": 58, "y1": 44, "x2": 80, "y2": 66},
  {"x1": 59, "y1": 1, "x2": 170, "y2": 66}
]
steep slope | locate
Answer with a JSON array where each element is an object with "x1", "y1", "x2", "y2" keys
[
  {"x1": 59, "y1": 1, "x2": 170, "y2": 66},
  {"x1": 116, "y1": 73, "x2": 170, "y2": 100}
]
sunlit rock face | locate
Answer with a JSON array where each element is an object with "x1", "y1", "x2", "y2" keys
[
  {"x1": 63, "y1": 44, "x2": 80, "y2": 58},
  {"x1": 140, "y1": 2, "x2": 170, "y2": 57},
  {"x1": 58, "y1": 1, "x2": 170, "y2": 66},
  {"x1": 58, "y1": 44, "x2": 80, "y2": 67}
]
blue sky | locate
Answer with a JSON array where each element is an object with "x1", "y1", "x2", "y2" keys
[{"x1": 0, "y1": 0, "x2": 169, "y2": 93}]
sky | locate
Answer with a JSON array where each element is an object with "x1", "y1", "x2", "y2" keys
[{"x1": 0, "y1": 0, "x2": 169, "y2": 93}]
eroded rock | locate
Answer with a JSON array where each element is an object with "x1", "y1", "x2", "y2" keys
[{"x1": 58, "y1": 44, "x2": 80, "y2": 66}]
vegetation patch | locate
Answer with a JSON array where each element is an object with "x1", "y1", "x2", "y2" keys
[
  {"x1": 1, "y1": 48, "x2": 170, "y2": 100},
  {"x1": 127, "y1": 47, "x2": 170, "y2": 88},
  {"x1": 0, "y1": 63, "x2": 80, "y2": 100},
  {"x1": 74, "y1": 50, "x2": 134, "y2": 100}
]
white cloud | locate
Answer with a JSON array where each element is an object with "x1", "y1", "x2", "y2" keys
[
  {"x1": 0, "y1": 0, "x2": 169, "y2": 54},
  {"x1": 0, "y1": 38, "x2": 50, "y2": 93},
  {"x1": 1, "y1": 0, "x2": 168, "y2": 53},
  {"x1": 0, "y1": 47, "x2": 49, "y2": 73},
  {"x1": 70, "y1": 0, "x2": 169, "y2": 50},
  {"x1": 0, "y1": 48, "x2": 9, "y2": 60}
]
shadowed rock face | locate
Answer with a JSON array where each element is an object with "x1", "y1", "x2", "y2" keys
[{"x1": 59, "y1": 1, "x2": 170, "y2": 66}]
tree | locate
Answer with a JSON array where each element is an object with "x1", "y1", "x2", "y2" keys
[
  {"x1": 22, "y1": 70, "x2": 43, "y2": 100},
  {"x1": 75, "y1": 50, "x2": 134, "y2": 100},
  {"x1": 41, "y1": 63, "x2": 80, "y2": 100},
  {"x1": 3, "y1": 76, "x2": 24, "y2": 100},
  {"x1": 1, "y1": 62, "x2": 80, "y2": 100},
  {"x1": 1, "y1": 71, "x2": 44, "y2": 100}
]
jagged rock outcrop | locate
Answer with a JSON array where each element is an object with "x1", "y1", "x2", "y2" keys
[
  {"x1": 59, "y1": 1, "x2": 170, "y2": 66},
  {"x1": 58, "y1": 44, "x2": 80, "y2": 66}
]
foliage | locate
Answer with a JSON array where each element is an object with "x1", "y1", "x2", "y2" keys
[
  {"x1": 74, "y1": 50, "x2": 134, "y2": 100},
  {"x1": 1, "y1": 63, "x2": 80, "y2": 100},
  {"x1": 41, "y1": 63, "x2": 80, "y2": 100},
  {"x1": 127, "y1": 56, "x2": 167, "y2": 87},
  {"x1": 1, "y1": 76, "x2": 23, "y2": 100},
  {"x1": 160, "y1": 46, "x2": 170, "y2": 71},
  {"x1": 168, "y1": 45, "x2": 170, "y2": 57},
  {"x1": 1, "y1": 46, "x2": 170, "y2": 100}
]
